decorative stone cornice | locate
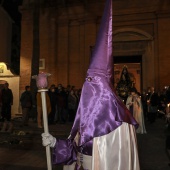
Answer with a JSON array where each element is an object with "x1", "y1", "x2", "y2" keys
[{"x1": 113, "y1": 28, "x2": 153, "y2": 42}]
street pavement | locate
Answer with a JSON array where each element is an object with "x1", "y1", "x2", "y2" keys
[{"x1": 0, "y1": 116, "x2": 170, "y2": 170}]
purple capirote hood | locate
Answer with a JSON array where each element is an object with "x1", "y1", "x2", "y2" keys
[
  {"x1": 70, "y1": 0, "x2": 138, "y2": 147},
  {"x1": 70, "y1": 71, "x2": 138, "y2": 148},
  {"x1": 52, "y1": 0, "x2": 138, "y2": 164}
]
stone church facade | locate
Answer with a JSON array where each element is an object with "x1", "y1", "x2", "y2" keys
[{"x1": 20, "y1": 0, "x2": 170, "y2": 92}]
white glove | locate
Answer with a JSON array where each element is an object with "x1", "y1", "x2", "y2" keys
[{"x1": 41, "y1": 133, "x2": 56, "y2": 148}]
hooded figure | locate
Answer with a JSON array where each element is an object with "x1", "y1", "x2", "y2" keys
[{"x1": 42, "y1": 0, "x2": 140, "y2": 169}]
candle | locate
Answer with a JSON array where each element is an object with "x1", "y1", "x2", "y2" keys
[
  {"x1": 32, "y1": 72, "x2": 52, "y2": 170},
  {"x1": 32, "y1": 72, "x2": 51, "y2": 89}
]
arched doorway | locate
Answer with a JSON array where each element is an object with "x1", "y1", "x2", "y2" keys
[{"x1": 113, "y1": 28, "x2": 154, "y2": 92}]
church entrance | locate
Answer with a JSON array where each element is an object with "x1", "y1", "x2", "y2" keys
[
  {"x1": 113, "y1": 28, "x2": 155, "y2": 91},
  {"x1": 113, "y1": 55, "x2": 142, "y2": 94}
]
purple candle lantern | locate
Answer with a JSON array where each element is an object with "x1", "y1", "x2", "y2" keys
[{"x1": 32, "y1": 72, "x2": 51, "y2": 89}]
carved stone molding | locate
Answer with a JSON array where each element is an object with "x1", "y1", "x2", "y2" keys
[
  {"x1": 113, "y1": 28, "x2": 153, "y2": 42},
  {"x1": 113, "y1": 41, "x2": 147, "y2": 52}
]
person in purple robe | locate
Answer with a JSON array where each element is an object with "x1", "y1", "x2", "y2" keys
[{"x1": 42, "y1": 0, "x2": 140, "y2": 169}]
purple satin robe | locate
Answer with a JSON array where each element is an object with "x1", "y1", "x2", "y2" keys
[
  {"x1": 52, "y1": 71, "x2": 138, "y2": 165},
  {"x1": 70, "y1": 70, "x2": 138, "y2": 155}
]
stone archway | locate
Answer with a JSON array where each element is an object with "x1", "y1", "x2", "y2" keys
[
  {"x1": 113, "y1": 28, "x2": 155, "y2": 92},
  {"x1": 113, "y1": 28, "x2": 153, "y2": 42}
]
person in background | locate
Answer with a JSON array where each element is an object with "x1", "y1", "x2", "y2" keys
[
  {"x1": 37, "y1": 91, "x2": 51, "y2": 128},
  {"x1": 166, "y1": 86, "x2": 170, "y2": 103},
  {"x1": 20, "y1": 86, "x2": 32, "y2": 126},
  {"x1": 157, "y1": 88, "x2": 167, "y2": 118},
  {"x1": 77, "y1": 89, "x2": 82, "y2": 104},
  {"x1": 147, "y1": 87, "x2": 159, "y2": 124},
  {"x1": 48, "y1": 84, "x2": 57, "y2": 124},
  {"x1": 68, "y1": 89, "x2": 77, "y2": 122},
  {"x1": 141, "y1": 89, "x2": 148, "y2": 120},
  {"x1": 56, "y1": 84, "x2": 67, "y2": 124},
  {"x1": 126, "y1": 87, "x2": 146, "y2": 134},
  {"x1": 1, "y1": 82, "x2": 13, "y2": 132}
]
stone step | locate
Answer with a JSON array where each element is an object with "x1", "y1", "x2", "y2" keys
[{"x1": 0, "y1": 118, "x2": 73, "y2": 150}]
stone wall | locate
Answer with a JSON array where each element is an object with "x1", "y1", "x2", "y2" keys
[
  {"x1": 20, "y1": 9, "x2": 33, "y2": 90},
  {"x1": 157, "y1": 14, "x2": 170, "y2": 89},
  {"x1": 20, "y1": 0, "x2": 170, "y2": 91}
]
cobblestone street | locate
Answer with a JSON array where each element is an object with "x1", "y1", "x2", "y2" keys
[{"x1": 0, "y1": 117, "x2": 170, "y2": 170}]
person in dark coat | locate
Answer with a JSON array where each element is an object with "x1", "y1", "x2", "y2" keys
[
  {"x1": 20, "y1": 86, "x2": 32, "y2": 126},
  {"x1": 1, "y1": 82, "x2": 13, "y2": 132},
  {"x1": 68, "y1": 89, "x2": 77, "y2": 122},
  {"x1": 48, "y1": 84, "x2": 57, "y2": 124},
  {"x1": 56, "y1": 85, "x2": 67, "y2": 124},
  {"x1": 147, "y1": 87, "x2": 159, "y2": 123}
]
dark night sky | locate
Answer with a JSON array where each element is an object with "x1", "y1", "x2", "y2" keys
[
  {"x1": 0, "y1": 0, "x2": 23, "y2": 74},
  {"x1": 1, "y1": 0, "x2": 22, "y2": 25}
]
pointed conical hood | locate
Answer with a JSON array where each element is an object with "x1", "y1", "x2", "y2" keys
[
  {"x1": 69, "y1": 0, "x2": 138, "y2": 156},
  {"x1": 88, "y1": 0, "x2": 112, "y2": 76},
  {"x1": 51, "y1": 0, "x2": 139, "y2": 165}
]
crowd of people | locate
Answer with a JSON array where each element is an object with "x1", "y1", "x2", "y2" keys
[
  {"x1": 32, "y1": 84, "x2": 170, "y2": 131},
  {"x1": 125, "y1": 86, "x2": 170, "y2": 134},
  {"x1": 19, "y1": 83, "x2": 82, "y2": 128},
  {"x1": 0, "y1": 81, "x2": 170, "y2": 132},
  {"x1": 0, "y1": 82, "x2": 82, "y2": 131},
  {"x1": 45, "y1": 84, "x2": 81, "y2": 126},
  {"x1": 1, "y1": 82, "x2": 170, "y2": 167},
  {"x1": 142, "y1": 86, "x2": 170, "y2": 123}
]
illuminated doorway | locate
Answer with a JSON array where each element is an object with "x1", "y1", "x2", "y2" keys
[{"x1": 114, "y1": 56, "x2": 142, "y2": 93}]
